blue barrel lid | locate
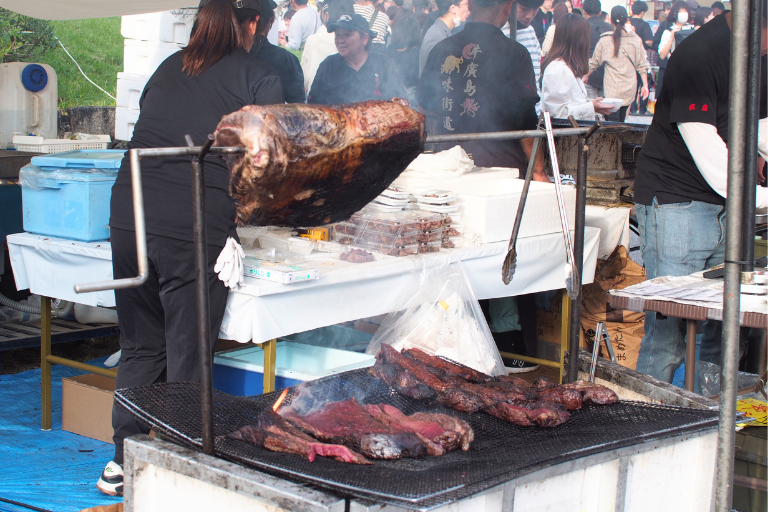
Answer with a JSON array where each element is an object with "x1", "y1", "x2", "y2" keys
[
  {"x1": 31, "y1": 150, "x2": 126, "y2": 169},
  {"x1": 21, "y1": 64, "x2": 48, "y2": 92}
]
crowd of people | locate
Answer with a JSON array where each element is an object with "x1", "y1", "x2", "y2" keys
[{"x1": 257, "y1": 0, "x2": 728, "y2": 124}]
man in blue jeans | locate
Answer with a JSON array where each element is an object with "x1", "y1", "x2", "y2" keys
[{"x1": 633, "y1": 9, "x2": 768, "y2": 383}]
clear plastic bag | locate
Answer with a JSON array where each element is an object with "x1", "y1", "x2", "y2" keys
[
  {"x1": 365, "y1": 260, "x2": 506, "y2": 376},
  {"x1": 18, "y1": 164, "x2": 117, "y2": 191},
  {"x1": 696, "y1": 360, "x2": 766, "y2": 401}
]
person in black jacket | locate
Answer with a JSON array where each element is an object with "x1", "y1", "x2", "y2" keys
[
  {"x1": 100, "y1": 0, "x2": 283, "y2": 498},
  {"x1": 388, "y1": 15, "x2": 421, "y2": 106},
  {"x1": 251, "y1": 0, "x2": 306, "y2": 102},
  {"x1": 308, "y1": 13, "x2": 405, "y2": 104}
]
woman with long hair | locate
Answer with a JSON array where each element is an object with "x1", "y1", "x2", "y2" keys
[
  {"x1": 540, "y1": 2, "x2": 569, "y2": 56},
  {"x1": 100, "y1": 0, "x2": 283, "y2": 497},
  {"x1": 541, "y1": 13, "x2": 614, "y2": 119},
  {"x1": 587, "y1": 5, "x2": 649, "y2": 121}
]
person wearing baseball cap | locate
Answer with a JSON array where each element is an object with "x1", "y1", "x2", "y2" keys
[
  {"x1": 250, "y1": 0, "x2": 306, "y2": 102},
  {"x1": 308, "y1": 13, "x2": 405, "y2": 104},
  {"x1": 99, "y1": 0, "x2": 283, "y2": 497}
]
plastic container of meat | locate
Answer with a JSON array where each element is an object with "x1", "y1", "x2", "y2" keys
[
  {"x1": 410, "y1": 212, "x2": 444, "y2": 231},
  {"x1": 361, "y1": 229, "x2": 419, "y2": 245},
  {"x1": 441, "y1": 236, "x2": 463, "y2": 249},
  {"x1": 441, "y1": 212, "x2": 462, "y2": 225},
  {"x1": 417, "y1": 228, "x2": 443, "y2": 242},
  {"x1": 349, "y1": 211, "x2": 416, "y2": 234},
  {"x1": 334, "y1": 222, "x2": 362, "y2": 236},
  {"x1": 442, "y1": 224, "x2": 464, "y2": 237},
  {"x1": 367, "y1": 202, "x2": 405, "y2": 213},
  {"x1": 414, "y1": 190, "x2": 457, "y2": 204},
  {"x1": 362, "y1": 241, "x2": 419, "y2": 257},
  {"x1": 418, "y1": 240, "x2": 441, "y2": 253}
]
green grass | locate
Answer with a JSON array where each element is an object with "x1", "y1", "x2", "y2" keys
[{"x1": 23, "y1": 18, "x2": 123, "y2": 110}]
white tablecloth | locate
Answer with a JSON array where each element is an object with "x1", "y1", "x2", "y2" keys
[
  {"x1": 6, "y1": 228, "x2": 601, "y2": 342},
  {"x1": 584, "y1": 206, "x2": 631, "y2": 260}
]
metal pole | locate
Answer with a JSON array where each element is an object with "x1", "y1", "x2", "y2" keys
[
  {"x1": 715, "y1": 4, "x2": 750, "y2": 511},
  {"x1": 188, "y1": 135, "x2": 216, "y2": 456},
  {"x1": 424, "y1": 125, "x2": 630, "y2": 144},
  {"x1": 566, "y1": 120, "x2": 599, "y2": 383},
  {"x1": 742, "y1": 0, "x2": 763, "y2": 272},
  {"x1": 508, "y1": 3, "x2": 517, "y2": 41}
]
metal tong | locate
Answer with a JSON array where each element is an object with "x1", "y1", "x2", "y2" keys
[
  {"x1": 589, "y1": 321, "x2": 617, "y2": 382},
  {"x1": 502, "y1": 115, "x2": 544, "y2": 285},
  {"x1": 543, "y1": 112, "x2": 579, "y2": 299}
]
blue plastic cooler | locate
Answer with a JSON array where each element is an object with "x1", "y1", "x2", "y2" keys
[{"x1": 20, "y1": 150, "x2": 125, "y2": 241}]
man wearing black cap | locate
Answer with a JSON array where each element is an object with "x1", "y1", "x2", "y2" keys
[
  {"x1": 308, "y1": 13, "x2": 405, "y2": 104},
  {"x1": 250, "y1": 0, "x2": 306, "y2": 102}
]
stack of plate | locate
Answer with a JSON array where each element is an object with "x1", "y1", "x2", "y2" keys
[
  {"x1": 368, "y1": 186, "x2": 410, "y2": 212},
  {"x1": 414, "y1": 190, "x2": 459, "y2": 214}
]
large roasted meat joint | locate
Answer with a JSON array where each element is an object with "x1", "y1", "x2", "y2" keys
[{"x1": 214, "y1": 99, "x2": 426, "y2": 227}]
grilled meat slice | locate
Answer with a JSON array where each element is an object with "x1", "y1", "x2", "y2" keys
[
  {"x1": 379, "y1": 344, "x2": 452, "y2": 393},
  {"x1": 563, "y1": 381, "x2": 619, "y2": 405},
  {"x1": 496, "y1": 374, "x2": 534, "y2": 388},
  {"x1": 228, "y1": 410, "x2": 372, "y2": 464},
  {"x1": 533, "y1": 376, "x2": 557, "y2": 390},
  {"x1": 364, "y1": 404, "x2": 461, "y2": 456},
  {"x1": 402, "y1": 348, "x2": 490, "y2": 383},
  {"x1": 214, "y1": 100, "x2": 426, "y2": 227},
  {"x1": 437, "y1": 388, "x2": 485, "y2": 413},
  {"x1": 410, "y1": 413, "x2": 475, "y2": 451},
  {"x1": 282, "y1": 399, "x2": 427, "y2": 460},
  {"x1": 483, "y1": 379, "x2": 536, "y2": 400},
  {"x1": 393, "y1": 368, "x2": 437, "y2": 400},
  {"x1": 534, "y1": 386, "x2": 583, "y2": 411},
  {"x1": 484, "y1": 401, "x2": 570, "y2": 428}
]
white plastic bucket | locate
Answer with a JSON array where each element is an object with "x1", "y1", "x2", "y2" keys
[{"x1": 0, "y1": 63, "x2": 58, "y2": 148}]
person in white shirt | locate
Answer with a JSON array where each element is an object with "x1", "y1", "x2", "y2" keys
[
  {"x1": 540, "y1": 13, "x2": 614, "y2": 120},
  {"x1": 658, "y1": 1, "x2": 693, "y2": 60},
  {"x1": 283, "y1": 0, "x2": 323, "y2": 51},
  {"x1": 301, "y1": 0, "x2": 354, "y2": 95},
  {"x1": 354, "y1": 0, "x2": 392, "y2": 51}
]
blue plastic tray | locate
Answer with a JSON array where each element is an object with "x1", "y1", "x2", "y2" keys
[{"x1": 30, "y1": 150, "x2": 126, "y2": 170}]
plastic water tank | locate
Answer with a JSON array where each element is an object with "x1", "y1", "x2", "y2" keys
[{"x1": 0, "y1": 63, "x2": 58, "y2": 148}]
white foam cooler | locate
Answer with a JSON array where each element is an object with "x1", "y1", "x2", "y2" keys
[
  {"x1": 121, "y1": 10, "x2": 196, "y2": 44},
  {"x1": 116, "y1": 72, "x2": 149, "y2": 111},
  {"x1": 115, "y1": 107, "x2": 140, "y2": 142},
  {"x1": 458, "y1": 178, "x2": 576, "y2": 244},
  {"x1": 123, "y1": 39, "x2": 183, "y2": 76}
]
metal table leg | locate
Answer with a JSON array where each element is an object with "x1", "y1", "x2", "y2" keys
[
  {"x1": 41, "y1": 296, "x2": 51, "y2": 431},
  {"x1": 685, "y1": 319, "x2": 697, "y2": 391},
  {"x1": 263, "y1": 339, "x2": 277, "y2": 393},
  {"x1": 559, "y1": 289, "x2": 572, "y2": 384}
]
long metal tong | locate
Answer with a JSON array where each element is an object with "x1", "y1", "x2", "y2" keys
[
  {"x1": 501, "y1": 115, "x2": 544, "y2": 285},
  {"x1": 543, "y1": 112, "x2": 579, "y2": 299}
]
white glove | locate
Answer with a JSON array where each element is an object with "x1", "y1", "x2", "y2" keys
[{"x1": 214, "y1": 237, "x2": 245, "y2": 289}]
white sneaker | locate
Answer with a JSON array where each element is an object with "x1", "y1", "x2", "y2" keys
[{"x1": 96, "y1": 461, "x2": 124, "y2": 497}]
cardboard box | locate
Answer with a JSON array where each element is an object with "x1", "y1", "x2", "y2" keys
[
  {"x1": 62, "y1": 373, "x2": 116, "y2": 444},
  {"x1": 243, "y1": 257, "x2": 320, "y2": 284}
]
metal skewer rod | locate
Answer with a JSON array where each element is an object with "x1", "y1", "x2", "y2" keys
[
  {"x1": 424, "y1": 124, "x2": 631, "y2": 144},
  {"x1": 566, "y1": 119, "x2": 600, "y2": 383},
  {"x1": 187, "y1": 135, "x2": 216, "y2": 456}
]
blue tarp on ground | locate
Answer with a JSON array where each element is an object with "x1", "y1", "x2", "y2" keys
[{"x1": 0, "y1": 358, "x2": 121, "y2": 512}]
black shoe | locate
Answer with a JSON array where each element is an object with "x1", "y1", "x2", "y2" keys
[
  {"x1": 96, "y1": 461, "x2": 124, "y2": 497},
  {"x1": 504, "y1": 358, "x2": 540, "y2": 374}
]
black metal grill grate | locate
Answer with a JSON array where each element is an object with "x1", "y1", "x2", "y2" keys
[{"x1": 116, "y1": 368, "x2": 717, "y2": 510}]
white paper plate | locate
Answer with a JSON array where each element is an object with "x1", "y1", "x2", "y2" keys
[
  {"x1": 373, "y1": 195, "x2": 409, "y2": 206},
  {"x1": 418, "y1": 203, "x2": 460, "y2": 213}
]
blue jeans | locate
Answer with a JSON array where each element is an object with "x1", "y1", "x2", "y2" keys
[{"x1": 635, "y1": 198, "x2": 726, "y2": 383}]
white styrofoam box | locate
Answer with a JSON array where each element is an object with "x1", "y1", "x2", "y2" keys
[
  {"x1": 121, "y1": 10, "x2": 196, "y2": 44},
  {"x1": 115, "y1": 107, "x2": 139, "y2": 142},
  {"x1": 457, "y1": 178, "x2": 576, "y2": 244},
  {"x1": 116, "y1": 72, "x2": 149, "y2": 110},
  {"x1": 123, "y1": 39, "x2": 184, "y2": 77},
  {"x1": 391, "y1": 166, "x2": 518, "y2": 194}
]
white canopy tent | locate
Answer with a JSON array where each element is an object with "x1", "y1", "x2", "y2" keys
[{"x1": 0, "y1": 1, "x2": 196, "y2": 20}]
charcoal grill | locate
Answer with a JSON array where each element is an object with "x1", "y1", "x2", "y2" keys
[{"x1": 116, "y1": 368, "x2": 717, "y2": 510}]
